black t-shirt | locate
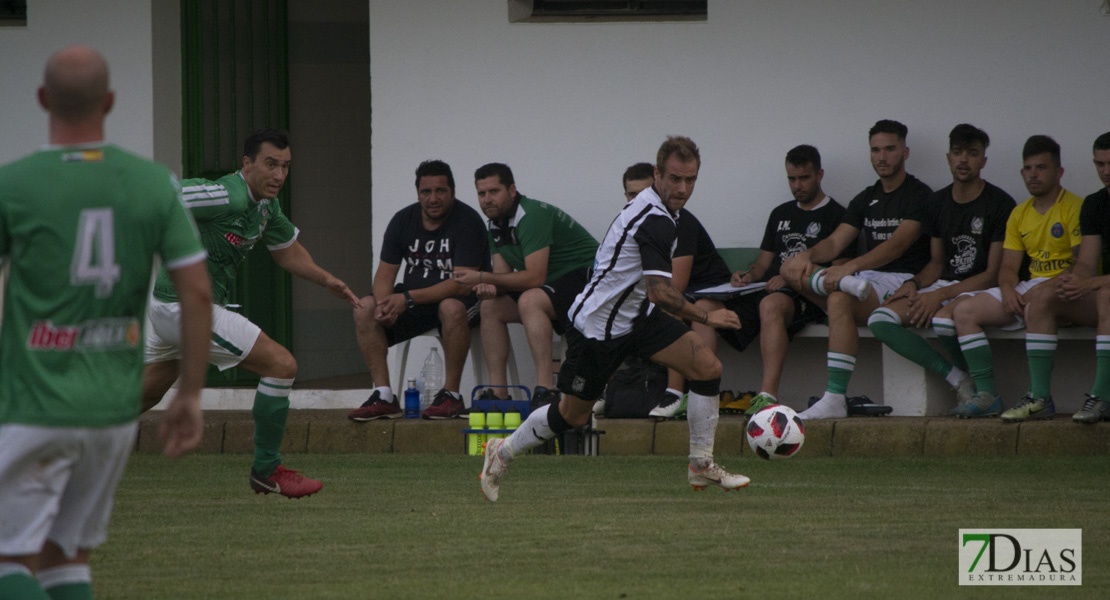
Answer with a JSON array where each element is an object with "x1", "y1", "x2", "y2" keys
[
  {"x1": 380, "y1": 199, "x2": 490, "y2": 291},
  {"x1": 760, "y1": 197, "x2": 848, "y2": 279},
  {"x1": 925, "y1": 181, "x2": 1015, "y2": 281},
  {"x1": 843, "y1": 174, "x2": 933, "y2": 274},
  {"x1": 1080, "y1": 187, "x2": 1110, "y2": 273},
  {"x1": 674, "y1": 209, "x2": 731, "y2": 290}
]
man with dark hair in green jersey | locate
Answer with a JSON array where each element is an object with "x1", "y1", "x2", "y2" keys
[
  {"x1": 454, "y1": 162, "x2": 599, "y2": 408},
  {"x1": 142, "y1": 128, "x2": 361, "y2": 499},
  {"x1": 0, "y1": 45, "x2": 211, "y2": 600}
]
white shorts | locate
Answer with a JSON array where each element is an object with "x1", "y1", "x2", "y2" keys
[
  {"x1": 958, "y1": 277, "x2": 1049, "y2": 330},
  {"x1": 0, "y1": 422, "x2": 137, "y2": 558},
  {"x1": 920, "y1": 279, "x2": 962, "y2": 306},
  {"x1": 855, "y1": 270, "x2": 914, "y2": 303},
  {"x1": 145, "y1": 298, "x2": 261, "y2": 370}
]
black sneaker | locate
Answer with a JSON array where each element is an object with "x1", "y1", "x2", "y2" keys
[
  {"x1": 421, "y1": 389, "x2": 465, "y2": 419},
  {"x1": 531, "y1": 386, "x2": 561, "y2": 412},
  {"x1": 347, "y1": 390, "x2": 402, "y2": 421},
  {"x1": 476, "y1": 388, "x2": 513, "y2": 401}
]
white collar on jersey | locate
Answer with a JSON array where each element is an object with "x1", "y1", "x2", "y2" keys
[{"x1": 797, "y1": 195, "x2": 833, "y2": 211}]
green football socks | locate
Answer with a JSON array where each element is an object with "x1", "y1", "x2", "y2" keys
[
  {"x1": 0, "y1": 567, "x2": 49, "y2": 600},
  {"x1": 959, "y1": 333, "x2": 997, "y2": 396},
  {"x1": 252, "y1": 377, "x2": 295, "y2": 476},
  {"x1": 826, "y1": 352, "x2": 855, "y2": 395},
  {"x1": 1091, "y1": 336, "x2": 1110, "y2": 400},
  {"x1": 931, "y1": 317, "x2": 969, "y2": 372},
  {"x1": 1026, "y1": 334, "x2": 1057, "y2": 400},
  {"x1": 869, "y1": 309, "x2": 953, "y2": 377},
  {"x1": 38, "y1": 564, "x2": 92, "y2": 600}
]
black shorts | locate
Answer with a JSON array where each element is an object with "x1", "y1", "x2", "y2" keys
[
  {"x1": 556, "y1": 308, "x2": 690, "y2": 402},
  {"x1": 385, "y1": 285, "x2": 481, "y2": 347},
  {"x1": 716, "y1": 288, "x2": 825, "y2": 352},
  {"x1": 506, "y1": 266, "x2": 590, "y2": 335}
]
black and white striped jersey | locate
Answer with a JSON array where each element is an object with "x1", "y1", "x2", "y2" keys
[{"x1": 568, "y1": 186, "x2": 678, "y2": 340}]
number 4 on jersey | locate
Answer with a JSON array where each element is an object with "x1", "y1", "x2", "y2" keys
[{"x1": 70, "y1": 208, "x2": 121, "y2": 298}]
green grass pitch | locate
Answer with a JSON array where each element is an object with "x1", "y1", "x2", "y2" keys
[{"x1": 95, "y1": 453, "x2": 1109, "y2": 599}]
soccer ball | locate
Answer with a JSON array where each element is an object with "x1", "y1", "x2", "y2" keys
[{"x1": 746, "y1": 404, "x2": 805, "y2": 460}]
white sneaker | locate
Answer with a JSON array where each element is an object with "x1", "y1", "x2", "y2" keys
[
  {"x1": 837, "y1": 275, "x2": 872, "y2": 302},
  {"x1": 688, "y1": 462, "x2": 750, "y2": 491},
  {"x1": 480, "y1": 438, "x2": 511, "y2": 502},
  {"x1": 798, "y1": 394, "x2": 848, "y2": 420},
  {"x1": 648, "y1": 391, "x2": 683, "y2": 418}
]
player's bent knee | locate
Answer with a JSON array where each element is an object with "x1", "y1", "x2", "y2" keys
[
  {"x1": 1098, "y1": 287, "x2": 1110, "y2": 309},
  {"x1": 827, "y1": 290, "x2": 855, "y2": 311},
  {"x1": 689, "y1": 355, "x2": 722, "y2": 382},
  {"x1": 353, "y1": 296, "x2": 376, "y2": 323},
  {"x1": 438, "y1": 298, "x2": 467, "y2": 323},
  {"x1": 759, "y1": 296, "x2": 790, "y2": 323},
  {"x1": 268, "y1": 351, "x2": 297, "y2": 380}
]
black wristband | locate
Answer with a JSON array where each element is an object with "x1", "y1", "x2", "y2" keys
[{"x1": 907, "y1": 279, "x2": 920, "y2": 289}]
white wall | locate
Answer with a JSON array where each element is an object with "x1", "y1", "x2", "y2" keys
[
  {"x1": 370, "y1": 0, "x2": 1109, "y2": 253},
  {"x1": 0, "y1": 0, "x2": 155, "y2": 163}
]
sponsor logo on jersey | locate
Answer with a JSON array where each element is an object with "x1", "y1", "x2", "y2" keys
[
  {"x1": 806, "y1": 222, "x2": 821, "y2": 237},
  {"x1": 971, "y1": 217, "x2": 983, "y2": 235},
  {"x1": 225, "y1": 232, "x2": 246, "y2": 247},
  {"x1": 1051, "y1": 223, "x2": 1064, "y2": 238},
  {"x1": 27, "y1": 318, "x2": 141, "y2": 351},
  {"x1": 61, "y1": 149, "x2": 105, "y2": 163}
]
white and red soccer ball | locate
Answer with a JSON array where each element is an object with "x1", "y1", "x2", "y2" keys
[{"x1": 746, "y1": 404, "x2": 805, "y2": 460}]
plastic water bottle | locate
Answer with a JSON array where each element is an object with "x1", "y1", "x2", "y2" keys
[
  {"x1": 404, "y1": 379, "x2": 420, "y2": 419},
  {"x1": 422, "y1": 347, "x2": 444, "y2": 410}
]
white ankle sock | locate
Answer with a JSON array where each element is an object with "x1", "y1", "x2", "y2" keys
[
  {"x1": 375, "y1": 386, "x2": 394, "y2": 402},
  {"x1": 838, "y1": 275, "x2": 872, "y2": 301},
  {"x1": 798, "y1": 392, "x2": 847, "y2": 420}
]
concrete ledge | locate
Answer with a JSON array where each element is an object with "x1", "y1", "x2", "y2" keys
[
  {"x1": 924, "y1": 419, "x2": 1019, "y2": 456},
  {"x1": 714, "y1": 418, "x2": 747, "y2": 456},
  {"x1": 796, "y1": 420, "x2": 834, "y2": 458},
  {"x1": 308, "y1": 420, "x2": 394, "y2": 454},
  {"x1": 1016, "y1": 417, "x2": 1110, "y2": 456},
  {"x1": 133, "y1": 411, "x2": 1110, "y2": 456},
  {"x1": 598, "y1": 419, "x2": 655, "y2": 455},
  {"x1": 652, "y1": 420, "x2": 691, "y2": 456},
  {"x1": 392, "y1": 419, "x2": 465, "y2": 454},
  {"x1": 833, "y1": 418, "x2": 926, "y2": 457}
]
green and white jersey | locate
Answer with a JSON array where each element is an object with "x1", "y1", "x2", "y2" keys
[
  {"x1": 488, "y1": 194, "x2": 599, "y2": 283},
  {"x1": 153, "y1": 171, "x2": 298, "y2": 305},
  {"x1": 0, "y1": 143, "x2": 206, "y2": 427}
]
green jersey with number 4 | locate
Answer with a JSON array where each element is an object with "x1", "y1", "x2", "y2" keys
[
  {"x1": 152, "y1": 171, "x2": 297, "y2": 305},
  {"x1": 0, "y1": 144, "x2": 206, "y2": 427}
]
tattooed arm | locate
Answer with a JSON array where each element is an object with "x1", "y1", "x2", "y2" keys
[{"x1": 645, "y1": 275, "x2": 740, "y2": 330}]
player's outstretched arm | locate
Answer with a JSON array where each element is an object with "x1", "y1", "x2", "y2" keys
[
  {"x1": 271, "y1": 240, "x2": 361, "y2": 307},
  {"x1": 160, "y1": 260, "x2": 212, "y2": 458},
  {"x1": 645, "y1": 275, "x2": 740, "y2": 330}
]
